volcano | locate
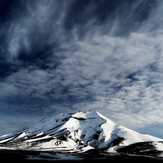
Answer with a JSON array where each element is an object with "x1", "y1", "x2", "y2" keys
[{"x1": 0, "y1": 110, "x2": 163, "y2": 160}]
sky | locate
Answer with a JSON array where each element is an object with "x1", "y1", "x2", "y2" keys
[{"x1": 1, "y1": 0, "x2": 163, "y2": 138}]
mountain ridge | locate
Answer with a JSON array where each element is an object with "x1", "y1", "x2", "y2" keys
[{"x1": 0, "y1": 110, "x2": 163, "y2": 158}]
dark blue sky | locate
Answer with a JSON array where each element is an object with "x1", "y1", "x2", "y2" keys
[{"x1": 1, "y1": 0, "x2": 163, "y2": 138}]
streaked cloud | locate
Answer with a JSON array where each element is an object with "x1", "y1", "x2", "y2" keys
[{"x1": 0, "y1": 0, "x2": 163, "y2": 138}]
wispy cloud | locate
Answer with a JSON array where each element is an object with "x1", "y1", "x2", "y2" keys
[{"x1": 1, "y1": 0, "x2": 163, "y2": 137}]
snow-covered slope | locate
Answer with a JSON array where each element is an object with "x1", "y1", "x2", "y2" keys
[{"x1": 0, "y1": 111, "x2": 163, "y2": 156}]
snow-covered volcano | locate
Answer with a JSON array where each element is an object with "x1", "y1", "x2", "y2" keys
[{"x1": 0, "y1": 111, "x2": 163, "y2": 157}]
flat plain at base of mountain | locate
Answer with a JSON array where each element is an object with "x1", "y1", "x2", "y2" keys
[{"x1": 0, "y1": 150, "x2": 163, "y2": 162}]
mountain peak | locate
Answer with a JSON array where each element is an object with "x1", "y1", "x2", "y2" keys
[
  {"x1": 72, "y1": 110, "x2": 103, "y2": 119},
  {"x1": 0, "y1": 110, "x2": 163, "y2": 157}
]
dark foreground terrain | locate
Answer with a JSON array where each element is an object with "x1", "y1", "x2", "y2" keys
[{"x1": 0, "y1": 150, "x2": 163, "y2": 162}]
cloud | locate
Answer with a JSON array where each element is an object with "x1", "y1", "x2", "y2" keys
[
  {"x1": 1, "y1": 0, "x2": 163, "y2": 137},
  {"x1": 2, "y1": 31, "x2": 163, "y2": 127}
]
